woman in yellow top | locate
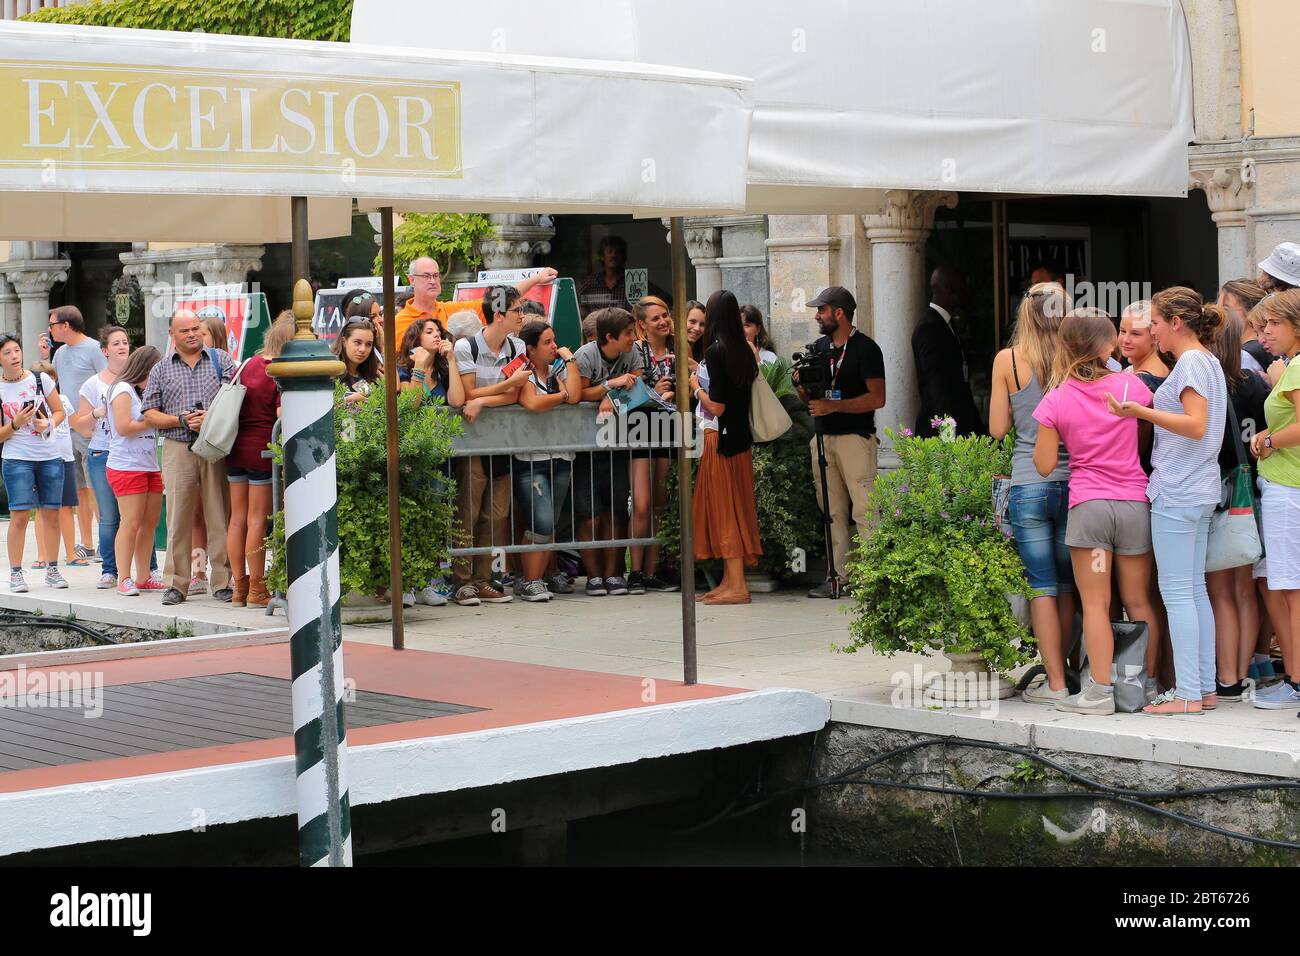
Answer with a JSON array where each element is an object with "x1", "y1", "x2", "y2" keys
[{"x1": 1249, "y1": 289, "x2": 1300, "y2": 711}]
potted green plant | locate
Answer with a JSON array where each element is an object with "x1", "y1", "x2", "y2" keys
[{"x1": 839, "y1": 420, "x2": 1035, "y2": 705}]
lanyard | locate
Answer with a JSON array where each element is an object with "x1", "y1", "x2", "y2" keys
[{"x1": 828, "y1": 330, "x2": 857, "y2": 391}]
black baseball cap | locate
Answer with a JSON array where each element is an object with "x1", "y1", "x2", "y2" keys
[{"x1": 807, "y1": 286, "x2": 856, "y2": 313}]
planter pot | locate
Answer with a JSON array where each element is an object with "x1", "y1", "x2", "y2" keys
[
  {"x1": 744, "y1": 570, "x2": 780, "y2": 594},
  {"x1": 925, "y1": 650, "x2": 1015, "y2": 707}
]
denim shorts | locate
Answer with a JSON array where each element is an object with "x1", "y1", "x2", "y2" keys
[
  {"x1": 2, "y1": 457, "x2": 65, "y2": 511},
  {"x1": 227, "y1": 465, "x2": 272, "y2": 486},
  {"x1": 61, "y1": 459, "x2": 78, "y2": 507},
  {"x1": 1007, "y1": 480, "x2": 1074, "y2": 597}
]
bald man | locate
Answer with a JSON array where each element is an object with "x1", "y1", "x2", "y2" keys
[
  {"x1": 392, "y1": 257, "x2": 558, "y2": 346},
  {"x1": 912, "y1": 265, "x2": 984, "y2": 437},
  {"x1": 141, "y1": 308, "x2": 237, "y2": 605}
]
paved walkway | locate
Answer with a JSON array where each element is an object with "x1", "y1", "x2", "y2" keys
[{"x1": 6, "y1": 518, "x2": 1298, "y2": 779}]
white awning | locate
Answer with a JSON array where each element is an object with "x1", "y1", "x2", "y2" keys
[
  {"x1": 353, "y1": 0, "x2": 1195, "y2": 211},
  {"x1": 0, "y1": 20, "x2": 752, "y2": 242}
]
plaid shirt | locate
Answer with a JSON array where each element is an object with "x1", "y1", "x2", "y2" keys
[{"x1": 142, "y1": 348, "x2": 235, "y2": 442}]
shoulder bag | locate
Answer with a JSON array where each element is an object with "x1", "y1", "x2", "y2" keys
[
  {"x1": 1205, "y1": 400, "x2": 1263, "y2": 572},
  {"x1": 192, "y1": 350, "x2": 249, "y2": 463}
]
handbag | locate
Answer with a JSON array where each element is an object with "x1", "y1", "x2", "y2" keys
[
  {"x1": 192, "y1": 351, "x2": 248, "y2": 463},
  {"x1": 1206, "y1": 401, "x2": 1263, "y2": 572},
  {"x1": 749, "y1": 370, "x2": 792, "y2": 443}
]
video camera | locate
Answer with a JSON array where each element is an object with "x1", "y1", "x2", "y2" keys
[{"x1": 791, "y1": 340, "x2": 830, "y2": 399}]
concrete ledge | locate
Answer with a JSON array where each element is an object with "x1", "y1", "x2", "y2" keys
[
  {"x1": 828, "y1": 683, "x2": 1300, "y2": 779},
  {"x1": 0, "y1": 628, "x2": 288, "y2": 671},
  {"x1": 0, "y1": 687, "x2": 827, "y2": 857}
]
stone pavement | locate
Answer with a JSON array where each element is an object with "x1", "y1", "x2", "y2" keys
[{"x1": 6, "y1": 518, "x2": 1298, "y2": 778}]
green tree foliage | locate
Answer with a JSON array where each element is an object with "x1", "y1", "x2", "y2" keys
[
  {"x1": 23, "y1": 0, "x2": 354, "y2": 41},
  {"x1": 375, "y1": 213, "x2": 497, "y2": 291}
]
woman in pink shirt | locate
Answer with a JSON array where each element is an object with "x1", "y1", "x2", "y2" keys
[{"x1": 1033, "y1": 309, "x2": 1161, "y2": 716}]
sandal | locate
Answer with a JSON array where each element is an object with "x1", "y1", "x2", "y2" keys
[
  {"x1": 29, "y1": 560, "x2": 48, "y2": 570},
  {"x1": 67, "y1": 557, "x2": 93, "y2": 567},
  {"x1": 1142, "y1": 689, "x2": 1203, "y2": 716}
]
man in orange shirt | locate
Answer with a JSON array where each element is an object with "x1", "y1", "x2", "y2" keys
[{"x1": 393, "y1": 257, "x2": 558, "y2": 345}]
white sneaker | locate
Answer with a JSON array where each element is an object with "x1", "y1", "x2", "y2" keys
[
  {"x1": 1021, "y1": 674, "x2": 1069, "y2": 705},
  {"x1": 10, "y1": 570, "x2": 28, "y2": 593},
  {"x1": 97, "y1": 573, "x2": 117, "y2": 590},
  {"x1": 416, "y1": 585, "x2": 447, "y2": 607},
  {"x1": 400, "y1": 591, "x2": 416, "y2": 608},
  {"x1": 1055, "y1": 679, "x2": 1115, "y2": 716},
  {"x1": 1252, "y1": 682, "x2": 1300, "y2": 710}
]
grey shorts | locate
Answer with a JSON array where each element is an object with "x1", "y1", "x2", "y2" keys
[
  {"x1": 70, "y1": 431, "x2": 91, "y2": 490},
  {"x1": 1064, "y1": 499, "x2": 1152, "y2": 555}
]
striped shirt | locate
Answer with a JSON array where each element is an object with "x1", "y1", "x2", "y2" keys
[
  {"x1": 141, "y1": 348, "x2": 235, "y2": 442},
  {"x1": 1148, "y1": 349, "x2": 1227, "y2": 507},
  {"x1": 453, "y1": 330, "x2": 524, "y2": 388}
]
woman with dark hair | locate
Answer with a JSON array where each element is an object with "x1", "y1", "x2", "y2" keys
[
  {"x1": 688, "y1": 290, "x2": 761, "y2": 604},
  {"x1": 740, "y1": 304, "x2": 778, "y2": 365},
  {"x1": 684, "y1": 300, "x2": 708, "y2": 365},
  {"x1": 1219, "y1": 278, "x2": 1274, "y2": 378},
  {"x1": 397, "y1": 316, "x2": 465, "y2": 407},
  {"x1": 333, "y1": 318, "x2": 381, "y2": 405},
  {"x1": 344, "y1": 294, "x2": 384, "y2": 362},
  {"x1": 513, "y1": 320, "x2": 581, "y2": 601}
]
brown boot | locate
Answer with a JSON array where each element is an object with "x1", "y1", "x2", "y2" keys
[
  {"x1": 247, "y1": 576, "x2": 271, "y2": 608},
  {"x1": 231, "y1": 576, "x2": 249, "y2": 608}
]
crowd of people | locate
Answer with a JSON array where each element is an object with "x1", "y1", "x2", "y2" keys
[
  {"x1": 988, "y1": 242, "x2": 1300, "y2": 718},
  {"x1": 0, "y1": 305, "x2": 295, "y2": 606}
]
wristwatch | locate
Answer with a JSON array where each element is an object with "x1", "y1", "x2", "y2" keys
[
  {"x1": 563, "y1": 357, "x2": 576, "y2": 365},
  {"x1": 1264, "y1": 436, "x2": 1274, "y2": 449}
]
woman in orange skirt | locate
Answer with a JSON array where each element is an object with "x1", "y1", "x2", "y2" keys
[{"x1": 690, "y1": 290, "x2": 762, "y2": 604}]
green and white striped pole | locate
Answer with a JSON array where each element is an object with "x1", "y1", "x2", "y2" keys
[{"x1": 266, "y1": 277, "x2": 352, "y2": 867}]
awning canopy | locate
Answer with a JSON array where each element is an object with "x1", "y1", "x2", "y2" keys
[
  {"x1": 0, "y1": 20, "x2": 752, "y2": 242},
  {"x1": 353, "y1": 0, "x2": 1195, "y2": 212}
]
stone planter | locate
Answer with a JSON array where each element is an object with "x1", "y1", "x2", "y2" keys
[{"x1": 925, "y1": 650, "x2": 1015, "y2": 707}]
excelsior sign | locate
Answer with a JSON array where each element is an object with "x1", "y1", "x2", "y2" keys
[{"x1": 4, "y1": 63, "x2": 462, "y2": 178}]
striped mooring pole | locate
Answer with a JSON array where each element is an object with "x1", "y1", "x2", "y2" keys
[{"x1": 266, "y1": 277, "x2": 352, "y2": 867}]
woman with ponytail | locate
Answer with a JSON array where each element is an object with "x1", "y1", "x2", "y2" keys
[
  {"x1": 989, "y1": 283, "x2": 1075, "y2": 704},
  {"x1": 1108, "y1": 288, "x2": 1228, "y2": 715},
  {"x1": 1032, "y1": 309, "x2": 1159, "y2": 716}
]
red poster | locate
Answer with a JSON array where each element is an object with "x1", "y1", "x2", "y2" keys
[{"x1": 175, "y1": 290, "x2": 249, "y2": 358}]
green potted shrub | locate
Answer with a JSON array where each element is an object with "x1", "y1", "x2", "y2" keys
[
  {"x1": 268, "y1": 385, "x2": 462, "y2": 607},
  {"x1": 839, "y1": 421, "x2": 1035, "y2": 704}
]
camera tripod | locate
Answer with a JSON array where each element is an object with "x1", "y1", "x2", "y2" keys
[{"x1": 812, "y1": 418, "x2": 842, "y2": 598}]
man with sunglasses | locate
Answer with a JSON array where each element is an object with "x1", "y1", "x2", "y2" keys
[
  {"x1": 49, "y1": 306, "x2": 106, "y2": 564},
  {"x1": 393, "y1": 257, "x2": 558, "y2": 348}
]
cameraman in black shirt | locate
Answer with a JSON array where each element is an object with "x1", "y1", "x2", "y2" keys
[{"x1": 793, "y1": 287, "x2": 887, "y2": 599}]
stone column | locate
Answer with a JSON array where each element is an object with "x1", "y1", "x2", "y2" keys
[
  {"x1": 683, "y1": 221, "x2": 723, "y2": 302},
  {"x1": 3, "y1": 259, "x2": 68, "y2": 348},
  {"x1": 714, "y1": 215, "x2": 770, "y2": 311},
  {"x1": 764, "y1": 216, "x2": 841, "y2": 358},
  {"x1": 189, "y1": 244, "x2": 264, "y2": 289},
  {"x1": 0, "y1": 279, "x2": 18, "y2": 337},
  {"x1": 1190, "y1": 165, "x2": 1253, "y2": 285},
  {"x1": 475, "y1": 214, "x2": 555, "y2": 272},
  {"x1": 862, "y1": 190, "x2": 958, "y2": 458},
  {"x1": 120, "y1": 245, "x2": 199, "y2": 351}
]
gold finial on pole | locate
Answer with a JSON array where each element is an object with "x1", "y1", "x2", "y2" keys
[{"x1": 293, "y1": 278, "x2": 316, "y2": 341}]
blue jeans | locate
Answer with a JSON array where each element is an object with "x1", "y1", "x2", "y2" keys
[
  {"x1": 1008, "y1": 481, "x2": 1074, "y2": 597},
  {"x1": 2, "y1": 457, "x2": 64, "y2": 511},
  {"x1": 1151, "y1": 494, "x2": 1216, "y2": 701},
  {"x1": 512, "y1": 458, "x2": 572, "y2": 542},
  {"x1": 86, "y1": 449, "x2": 157, "y2": 579}
]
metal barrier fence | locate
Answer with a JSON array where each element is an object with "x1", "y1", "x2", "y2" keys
[{"x1": 445, "y1": 402, "x2": 689, "y2": 560}]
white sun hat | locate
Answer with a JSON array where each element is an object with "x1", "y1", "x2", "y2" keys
[{"x1": 1259, "y1": 242, "x2": 1300, "y2": 287}]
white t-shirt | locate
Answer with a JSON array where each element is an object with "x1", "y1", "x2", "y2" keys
[
  {"x1": 106, "y1": 381, "x2": 160, "y2": 473},
  {"x1": 53, "y1": 395, "x2": 75, "y2": 463},
  {"x1": 0, "y1": 372, "x2": 61, "y2": 462},
  {"x1": 79, "y1": 373, "x2": 114, "y2": 452}
]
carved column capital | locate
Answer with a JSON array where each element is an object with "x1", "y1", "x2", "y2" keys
[
  {"x1": 861, "y1": 190, "x2": 958, "y2": 243},
  {"x1": 1189, "y1": 165, "x2": 1253, "y2": 227},
  {"x1": 3, "y1": 261, "x2": 68, "y2": 298}
]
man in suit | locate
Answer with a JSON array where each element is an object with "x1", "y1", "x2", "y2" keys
[{"x1": 912, "y1": 265, "x2": 984, "y2": 437}]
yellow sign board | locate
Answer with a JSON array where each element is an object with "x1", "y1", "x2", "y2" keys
[{"x1": 0, "y1": 61, "x2": 461, "y2": 178}]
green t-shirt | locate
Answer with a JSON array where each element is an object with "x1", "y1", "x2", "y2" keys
[{"x1": 1260, "y1": 360, "x2": 1300, "y2": 488}]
